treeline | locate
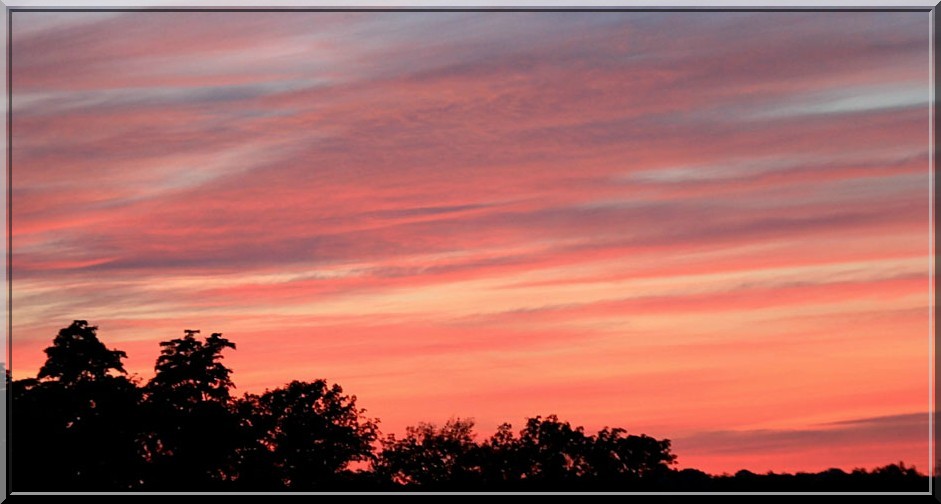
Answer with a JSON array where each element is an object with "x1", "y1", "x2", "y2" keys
[{"x1": 11, "y1": 321, "x2": 928, "y2": 492}]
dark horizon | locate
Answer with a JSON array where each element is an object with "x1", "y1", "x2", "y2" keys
[{"x1": 8, "y1": 320, "x2": 932, "y2": 492}]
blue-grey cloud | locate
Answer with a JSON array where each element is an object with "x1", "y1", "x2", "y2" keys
[{"x1": 676, "y1": 412, "x2": 929, "y2": 456}]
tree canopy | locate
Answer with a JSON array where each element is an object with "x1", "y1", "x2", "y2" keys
[
  {"x1": 10, "y1": 320, "x2": 929, "y2": 492},
  {"x1": 36, "y1": 320, "x2": 127, "y2": 385},
  {"x1": 237, "y1": 380, "x2": 379, "y2": 490}
]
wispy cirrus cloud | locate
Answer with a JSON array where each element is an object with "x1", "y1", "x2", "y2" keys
[{"x1": 10, "y1": 11, "x2": 930, "y2": 475}]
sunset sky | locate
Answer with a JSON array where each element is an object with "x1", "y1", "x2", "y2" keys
[{"x1": 10, "y1": 11, "x2": 932, "y2": 475}]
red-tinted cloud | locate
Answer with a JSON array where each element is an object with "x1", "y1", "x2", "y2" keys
[{"x1": 10, "y1": 11, "x2": 931, "y2": 474}]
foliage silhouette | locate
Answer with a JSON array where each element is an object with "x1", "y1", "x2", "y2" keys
[
  {"x1": 37, "y1": 320, "x2": 127, "y2": 385},
  {"x1": 10, "y1": 320, "x2": 931, "y2": 492},
  {"x1": 147, "y1": 329, "x2": 236, "y2": 407},
  {"x1": 377, "y1": 417, "x2": 479, "y2": 488},
  {"x1": 140, "y1": 330, "x2": 240, "y2": 490},
  {"x1": 13, "y1": 321, "x2": 141, "y2": 490},
  {"x1": 373, "y1": 415, "x2": 681, "y2": 491},
  {"x1": 585, "y1": 427, "x2": 677, "y2": 483},
  {"x1": 234, "y1": 380, "x2": 379, "y2": 490},
  {"x1": 515, "y1": 414, "x2": 593, "y2": 483},
  {"x1": 478, "y1": 422, "x2": 529, "y2": 486}
]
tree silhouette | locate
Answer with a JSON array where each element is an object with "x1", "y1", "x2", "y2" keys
[
  {"x1": 37, "y1": 320, "x2": 127, "y2": 385},
  {"x1": 377, "y1": 417, "x2": 480, "y2": 488},
  {"x1": 147, "y1": 330, "x2": 236, "y2": 406},
  {"x1": 13, "y1": 321, "x2": 141, "y2": 490},
  {"x1": 140, "y1": 330, "x2": 240, "y2": 490},
  {"x1": 515, "y1": 415, "x2": 591, "y2": 484},
  {"x1": 378, "y1": 415, "x2": 681, "y2": 491},
  {"x1": 583, "y1": 427, "x2": 677, "y2": 488},
  {"x1": 478, "y1": 422, "x2": 529, "y2": 487},
  {"x1": 9, "y1": 320, "x2": 931, "y2": 492},
  {"x1": 234, "y1": 380, "x2": 380, "y2": 490}
]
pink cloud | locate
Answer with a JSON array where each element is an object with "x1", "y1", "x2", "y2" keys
[{"x1": 10, "y1": 11, "x2": 931, "y2": 475}]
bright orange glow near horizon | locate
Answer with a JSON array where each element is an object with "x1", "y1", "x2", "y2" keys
[{"x1": 10, "y1": 11, "x2": 932, "y2": 476}]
